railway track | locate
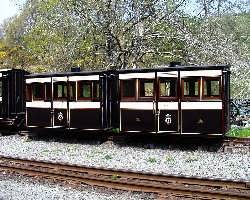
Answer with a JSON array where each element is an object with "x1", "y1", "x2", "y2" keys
[
  {"x1": 0, "y1": 156, "x2": 249, "y2": 199},
  {"x1": 223, "y1": 137, "x2": 250, "y2": 153},
  {"x1": 224, "y1": 137, "x2": 250, "y2": 145}
]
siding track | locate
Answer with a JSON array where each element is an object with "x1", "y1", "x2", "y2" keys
[{"x1": 0, "y1": 156, "x2": 249, "y2": 199}]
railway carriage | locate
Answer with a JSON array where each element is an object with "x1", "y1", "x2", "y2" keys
[
  {"x1": 25, "y1": 70, "x2": 111, "y2": 132},
  {"x1": 0, "y1": 69, "x2": 28, "y2": 132},
  {"x1": 117, "y1": 65, "x2": 230, "y2": 136},
  {"x1": 25, "y1": 64, "x2": 230, "y2": 137}
]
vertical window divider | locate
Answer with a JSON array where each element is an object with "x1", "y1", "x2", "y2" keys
[
  {"x1": 135, "y1": 79, "x2": 139, "y2": 101},
  {"x1": 200, "y1": 77, "x2": 203, "y2": 101},
  {"x1": 76, "y1": 81, "x2": 78, "y2": 101}
]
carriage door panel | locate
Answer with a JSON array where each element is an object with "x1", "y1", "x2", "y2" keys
[
  {"x1": 157, "y1": 72, "x2": 179, "y2": 133},
  {"x1": 180, "y1": 70, "x2": 223, "y2": 134},
  {"x1": 26, "y1": 78, "x2": 52, "y2": 127},
  {"x1": 69, "y1": 75, "x2": 101, "y2": 129},
  {"x1": 53, "y1": 77, "x2": 68, "y2": 128},
  {"x1": 120, "y1": 73, "x2": 156, "y2": 132}
]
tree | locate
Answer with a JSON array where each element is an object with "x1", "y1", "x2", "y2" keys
[{"x1": 1, "y1": 0, "x2": 249, "y2": 98}]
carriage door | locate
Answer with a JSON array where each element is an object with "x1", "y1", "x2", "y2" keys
[
  {"x1": 52, "y1": 76, "x2": 68, "y2": 128},
  {"x1": 157, "y1": 71, "x2": 179, "y2": 133},
  {"x1": 69, "y1": 75, "x2": 102, "y2": 130},
  {"x1": 26, "y1": 77, "x2": 52, "y2": 127},
  {"x1": 119, "y1": 72, "x2": 157, "y2": 132}
]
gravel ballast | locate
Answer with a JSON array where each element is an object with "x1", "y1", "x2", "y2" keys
[
  {"x1": 0, "y1": 173, "x2": 153, "y2": 200},
  {"x1": 0, "y1": 135, "x2": 249, "y2": 181}
]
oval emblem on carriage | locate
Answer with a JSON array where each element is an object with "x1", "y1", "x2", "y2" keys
[
  {"x1": 165, "y1": 114, "x2": 172, "y2": 125},
  {"x1": 58, "y1": 112, "x2": 64, "y2": 121}
]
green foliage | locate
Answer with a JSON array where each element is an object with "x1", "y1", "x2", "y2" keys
[
  {"x1": 111, "y1": 174, "x2": 120, "y2": 180},
  {"x1": 227, "y1": 128, "x2": 250, "y2": 138},
  {"x1": 165, "y1": 155, "x2": 175, "y2": 163},
  {"x1": 147, "y1": 157, "x2": 157, "y2": 163},
  {"x1": 185, "y1": 155, "x2": 199, "y2": 163},
  {"x1": 104, "y1": 154, "x2": 112, "y2": 160},
  {"x1": 0, "y1": 0, "x2": 249, "y2": 99},
  {"x1": 111, "y1": 128, "x2": 120, "y2": 134}
]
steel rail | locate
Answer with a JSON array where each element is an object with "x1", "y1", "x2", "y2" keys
[
  {"x1": 0, "y1": 155, "x2": 249, "y2": 199},
  {"x1": 226, "y1": 138, "x2": 250, "y2": 143}
]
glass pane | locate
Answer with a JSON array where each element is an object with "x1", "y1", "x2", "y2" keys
[
  {"x1": 160, "y1": 79, "x2": 176, "y2": 97},
  {"x1": 54, "y1": 82, "x2": 67, "y2": 98},
  {"x1": 45, "y1": 83, "x2": 51, "y2": 100},
  {"x1": 0, "y1": 81, "x2": 2, "y2": 97},
  {"x1": 204, "y1": 79, "x2": 220, "y2": 97},
  {"x1": 33, "y1": 83, "x2": 44, "y2": 99},
  {"x1": 122, "y1": 80, "x2": 135, "y2": 97},
  {"x1": 79, "y1": 82, "x2": 91, "y2": 98},
  {"x1": 69, "y1": 82, "x2": 76, "y2": 99},
  {"x1": 83, "y1": 84, "x2": 91, "y2": 97},
  {"x1": 93, "y1": 82, "x2": 99, "y2": 99},
  {"x1": 140, "y1": 80, "x2": 153, "y2": 97},
  {"x1": 183, "y1": 79, "x2": 199, "y2": 97},
  {"x1": 57, "y1": 85, "x2": 63, "y2": 97},
  {"x1": 211, "y1": 80, "x2": 220, "y2": 96},
  {"x1": 144, "y1": 82, "x2": 153, "y2": 96},
  {"x1": 26, "y1": 84, "x2": 32, "y2": 101},
  {"x1": 184, "y1": 82, "x2": 189, "y2": 96},
  {"x1": 204, "y1": 81, "x2": 207, "y2": 96},
  {"x1": 195, "y1": 81, "x2": 199, "y2": 96}
]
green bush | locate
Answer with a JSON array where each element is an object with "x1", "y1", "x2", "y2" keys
[{"x1": 227, "y1": 128, "x2": 250, "y2": 138}]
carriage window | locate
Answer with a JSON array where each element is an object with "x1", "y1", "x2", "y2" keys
[
  {"x1": 139, "y1": 79, "x2": 154, "y2": 97},
  {"x1": 121, "y1": 79, "x2": 136, "y2": 98},
  {"x1": 78, "y1": 81, "x2": 92, "y2": 99},
  {"x1": 69, "y1": 82, "x2": 76, "y2": 100},
  {"x1": 93, "y1": 81, "x2": 99, "y2": 99},
  {"x1": 183, "y1": 78, "x2": 199, "y2": 97},
  {"x1": 204, "y1": 78, "x2": 220, "y2": 98},
  {"x1": 32, "y1": 83, "x2": 44, "y2": 100},
  {"x1": 26, "y1": 84, "x2": 32, "y2": 101},
  {"x1": 45, "y1": 83, "x2": 51, "y2": 101},
  {"x1": 160, "y1": 79, "x2": 177, "y2": 97},
  {"x1": 54, "y1": 82, "x2": 67, "y2": 99},
  {"x1": 0, "y1": 80, "x2": 2, "y2": 98}
]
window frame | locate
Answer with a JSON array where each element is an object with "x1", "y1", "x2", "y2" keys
[
  {"x1": 77, "y1": 80, "x2": 93, "y2": 101},
  {"x1": 181, "y1": 77, "x2": 200, "y2": 100},
  {"x1": 26, "y1": 84, "x2": 32, "y2": 102},
  {"x1": 53, "y1": 81, "x2": 68, "y2": 100},
  {"x1": 92, "y1": 81, "x2": 100, "y2": 101},
  {"x1": 44, "y1": 82, "x2": 51, "y2": 101},
  {"x1": 32, "y1": 82, "x2": 45, "y2": 101},
  {"x1": 120, "y1": 79, "x2": 136, "y2": 101},
  {"x1": 0, "y1": 78, "x2": 2, "y2": 98},
  {"x1": 158, "y1": 77, "x2": 178, "y2": 101},
  {"x1": 202, "y1": 77, "x2": 221, "y2": 99},
  {"x1": 69, "y1": 82, "x2": 76, "y2": 101},
  {"x1": 138, "y1": 78, "x2": 154, "y2": 101}
]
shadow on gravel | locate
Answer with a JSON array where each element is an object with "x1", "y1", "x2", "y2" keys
[
  {"x1": 111, "y1": 134, "x2": 225, "y2": 152},
  {"x1": 23, "y1": 130, "x2": 225, "y2": 152},
  {"x1": 23, "y1": 130, "x2": 109, "y2": 146}
]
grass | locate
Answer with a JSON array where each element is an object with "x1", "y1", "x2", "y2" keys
[
  {"x1": 147, "y1": 157, "x2": 157, "y2": 163},
  {"x1": 227, "y1": 128, "x2": 250, "y2": 138},
  {"x1": 104, "y1": 154, "x2": 112, "y2": 160},
  {"x1": 111, "y1": 174, "x2": 120, "y2": 180},
  {"x1": 165, "y1": 155, "x2": 175, "y2": 163},
  {"x1": 185, "y1": 155, "x2": 199, "y2": 163}
]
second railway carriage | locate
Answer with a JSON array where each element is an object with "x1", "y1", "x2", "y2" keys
[
  {"x1": 116, "y1": 65, "x2": 230, "y2": 136},
  {"x1": 0, "y1": 69, "x2": 28, "y2": 132},
  {"x1": 25, "y1": 70, "x2": 112, "y2": 132}
]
